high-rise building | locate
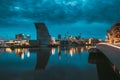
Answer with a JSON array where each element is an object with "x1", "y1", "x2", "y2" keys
[
  {"x1": 16, "y1": 33, "x2": 24, "y2": 40},
  {"x1": 26, "y1": 34, "x2": 31, "y2": 40},
  {"x1": 34, "y1": 23, "x2": 51, "y2": 45},
  {"x1": 58, "y1": 34, "x2": 61, "y2": 40}
]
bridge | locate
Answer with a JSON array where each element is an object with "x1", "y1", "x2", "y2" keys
[{"x1": 96, "y1": 43, "x2": 120, "y2": 71}]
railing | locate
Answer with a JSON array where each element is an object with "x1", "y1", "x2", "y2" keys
[{"x1": 97, "y1": 43, "x2": 120, "y2": 49}]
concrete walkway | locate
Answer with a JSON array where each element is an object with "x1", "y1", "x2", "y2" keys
[{"x1": 96, "y1": 43, "x2": 120, "y2": 71}]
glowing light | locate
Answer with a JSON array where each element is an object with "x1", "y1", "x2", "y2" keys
[
  {"x1": 15, "y1": 48, "x2": 23, "y2": 54},
  {"x1": 6, "y1": 48, "x2": 12, "y2": 53},
  {"x1": 69, "y1": 48, "x2": 73, "y2": 56},
  {"x1": 69, "y1": 52, "x2": 73, "y2": 56},
  {"x1": 21, "y1": 53, "x2": 24, "y2": 60},
  {"x1": 27, "y1": 51, "x2": 30, "y2": 58},
  {"x1": 51, "y1": 48, "x2": 55, "y2": 55}
]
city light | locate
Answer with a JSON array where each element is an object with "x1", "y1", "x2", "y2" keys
[
  {"x1": 21, "y1": 53, "x2": 24, "y2": 60},
  {"x1": 27, "y1": 51, "x2": 30, "y2": 58},
  {"x1": 51, "y1": 48, "x2": 56, "y2": 55},
  {"x1": 6, "y1": 48, "x2": 12, "y2": 53}
]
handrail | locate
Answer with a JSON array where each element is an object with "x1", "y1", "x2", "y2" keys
[{"x1": 97, "y1": 43, "x2": 120, "y2": 49}]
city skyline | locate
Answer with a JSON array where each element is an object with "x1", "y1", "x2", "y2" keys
[
  {"x1": 0, "y1": 21, "x2": 113, "y2": 40},
  {"x1": 0, "y1": 0, "x2": 120, "y2": 39},
  {"x1": 0, "y1": 1, "x2": 120, "y2": 79}
]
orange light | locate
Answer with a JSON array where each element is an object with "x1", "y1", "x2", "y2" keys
[{"x1": 6, "y1": 48, "x2": 12, "y2": 53}]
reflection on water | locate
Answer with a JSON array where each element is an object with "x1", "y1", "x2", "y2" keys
[
  {"x1": 0, "y1": 46, "x2": 119, "y2": 80},
  {"x1": 6, "y1": 48, "x2": 30, "y2": 59},
  {"x1": 35, "y1": 48, "x2": 51, "y2": 70},
  {"x1": 51, "y1": 46, "x2": 90, "y2": 57},
  {"x1": 88, "y1": 50, "x2": 120, "y2": 80},
  {"x1": 3, "y1": 46, "x2": 91, "y2": 60}
]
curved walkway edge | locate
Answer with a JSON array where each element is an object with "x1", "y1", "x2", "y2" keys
[{"x1": 96, "y1": 43, "x2": 120, "y2": 71}]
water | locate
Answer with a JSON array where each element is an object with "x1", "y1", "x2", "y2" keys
[{"x1": 0, "y1": 46, "x2": 119, "y2": 80}]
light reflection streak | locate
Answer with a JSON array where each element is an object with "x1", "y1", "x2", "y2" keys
[
  {"x1": 54, "y1": 46, "x2": 89, "y2": 58},
  {"x1": 21, "y1": 53, "x2": 24, "y2": 60},
  {"x1": 6, "y1": 48, "x2": 12, "y2": 53},
  {"x1": 51, "y1": 48, "x2": 55, "y2": 55},
  {"x1": 5, "y1": 48, "x2": 30, "y2": 60},
  {"x1": 4, "y1": 46, "x2": 89, "y2": 60},
  {"x1": 27, "y1": 51, "x2": 30, "y2": 58}
]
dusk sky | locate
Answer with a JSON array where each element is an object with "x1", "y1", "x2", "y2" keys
[{"x1": 0, "y1": 0, "x2": 120, "y2": 40}]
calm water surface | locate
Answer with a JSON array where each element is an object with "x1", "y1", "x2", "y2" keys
[{"x1": 0, "y1": 46, "x2": 119, "y2": 80}]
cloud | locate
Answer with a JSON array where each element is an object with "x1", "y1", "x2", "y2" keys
[
  {"x1": 83, "y1": 0, "x2": 120, "y2": 23},
  {"x1": 0, "y1": 0, "x2": 120, "y2": 24}
]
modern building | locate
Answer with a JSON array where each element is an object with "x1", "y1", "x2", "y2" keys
[
  {"x1": 26, "y1": 34, "x2": 31, "y2": 40},
  {"x1": 6, "y1": 40, "x2": 29, "y2": 46},
  {"x1": 106, "y1": 22, "x2": 120, "y2": 43},
  {"x1": 88, "y1": 38, "x2": 100, "y2": 45},
  {"x1": 34, "y1": 23, "x2": 51, "y2": 45},
  {"x1": 58, "y1": 34, "x2": 61, "y2": 40},
  {"x1": 16, "y1": 33, "x2": 24, "y2": 40},
  {"x1": 0, "y1": 40, "x2": 6, "y2": 47}
]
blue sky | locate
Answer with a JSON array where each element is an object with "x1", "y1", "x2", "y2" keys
[{"x1": 0, "y1": 0, "x2": 120, "y2": 40}]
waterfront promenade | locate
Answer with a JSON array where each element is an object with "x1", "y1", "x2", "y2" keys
[{"x1": 96, "y1": 43, "x2": 120, "y2": 71}]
